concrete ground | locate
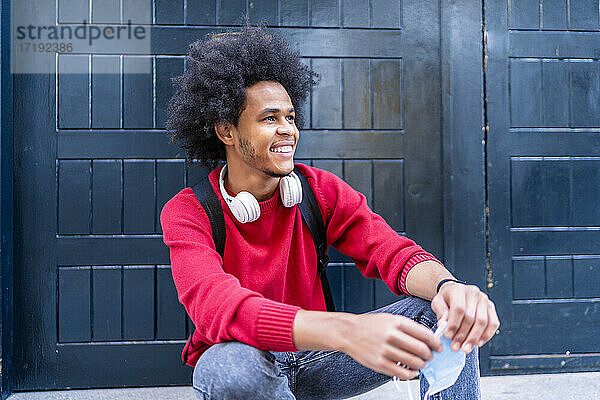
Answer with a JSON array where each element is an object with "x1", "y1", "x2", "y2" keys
[{"x1": 8, "y1": 371, "x2": 600, "y2": 399}]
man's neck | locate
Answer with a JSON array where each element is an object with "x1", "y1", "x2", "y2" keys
[{"x1": 224, "y1": 162, "x2": 280, "y2": 202}]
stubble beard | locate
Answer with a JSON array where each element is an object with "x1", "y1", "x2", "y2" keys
[{"x1": 238, "y1": 135, "x2": 291, "y2": 178}]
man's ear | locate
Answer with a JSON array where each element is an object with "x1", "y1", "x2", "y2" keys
[{"x1": 214, "y1": 122, "x2": 234, "y2": 145}]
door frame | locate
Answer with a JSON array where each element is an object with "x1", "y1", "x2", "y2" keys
[
  {"x1": 1, "y1": 0, "x2": 15, "y2": 397},
  {"x1": 440, "y1": 0, "x2": 490, "y2": 375}
]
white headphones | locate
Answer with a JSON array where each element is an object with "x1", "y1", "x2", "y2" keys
[{"x1": 219, "y1": 164, "x2": 303, "y2": 223}]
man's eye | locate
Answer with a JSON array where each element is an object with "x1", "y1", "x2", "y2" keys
[
  {"x1": 264, "y1": 116, "x2": 276, "y2": 122},
  {"x1": 287, "y1": 115, "x2": 295, "y2": 121}
]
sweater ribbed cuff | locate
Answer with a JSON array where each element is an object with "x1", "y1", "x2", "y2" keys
[
  {"x1": 400, "y1": 253, "x2": 444, "y2": 295},
  {"x1": 256, "y1": 299, "x2": 302, "y2": 352}
]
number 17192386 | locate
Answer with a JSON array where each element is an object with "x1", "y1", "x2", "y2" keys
[{"x1": 18, "y1": 42, "x2": 73, "y2": 53}]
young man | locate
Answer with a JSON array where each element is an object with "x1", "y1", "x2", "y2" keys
[{"x1": 161, "y1": 27, "x2": 499, "y2": 399}]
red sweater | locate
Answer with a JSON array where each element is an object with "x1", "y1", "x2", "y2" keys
[{"x1": 160, "y1": 163, "x2": 442, "y2": 366}]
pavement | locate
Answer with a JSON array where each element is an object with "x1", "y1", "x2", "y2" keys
[{"x1": 7, "y1": 371, "x2": 600, "y2": 399}]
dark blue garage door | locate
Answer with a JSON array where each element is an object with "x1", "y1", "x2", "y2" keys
[
  {"x1": 12, "y1": 0, "x2": 445, "y2": 389},
  {"x1": 486, "y1": 0, "x2": 600, "y2": 374}
]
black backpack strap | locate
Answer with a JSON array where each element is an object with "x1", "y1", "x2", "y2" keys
[
  {"x1": 295, "y1": 169, "x2": 336, "y2": 312},
  {"x1": 191, "y1": 177, "x2": 226, "y2": 257},
  {"x1": 184, "y1": 176, "x2": 224, "y2": 366}
]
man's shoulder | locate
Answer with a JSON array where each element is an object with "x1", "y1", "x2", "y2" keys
[
  {"x1": 293, "y1": 162, "x2": 356, "y2": 219},
  {"x1": 160, "y1": 187, "x2": 204, "y2": 225},
  {"x1": 162, "y1": 165, "x2": 222, "y2": 217},
  {"x1": 163, "y1": 186, "x2": 197, "y2": 209},
  {"x1": 294, "y1": 162, "x2": 344, "y2": 185}
]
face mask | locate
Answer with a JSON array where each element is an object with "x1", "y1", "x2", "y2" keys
[
  {"x1": 392, "y1": 320, "x2": 466, "y2": 400},
  {"x1": 421, "y1": 320, "x2": 466, "y2": 399}
]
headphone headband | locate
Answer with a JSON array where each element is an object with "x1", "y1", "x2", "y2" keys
[{"x1": 218, "y1": 164, "x2": 302, "y2": 223}]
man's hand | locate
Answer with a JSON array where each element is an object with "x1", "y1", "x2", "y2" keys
[
  {"x1": 293, "y1": 310, "x2": 443, "y2": 379},
  {"x1": 430, "y1": 282, "x2": 500, "y2": 353},
  {"x1": 336, "y1": 313, "x2": 443, "y2": 379}
]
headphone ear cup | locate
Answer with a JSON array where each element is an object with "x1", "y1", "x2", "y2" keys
[
  {"x1": 233, "y1": 191, "x2": 260, "y2": 223},
  {"x1": 228, "y1": 197, "x2": 249, "y2": 223},
  {"x1": 218, "y1": 164, "x2": 261, "y2": 223},
  {"x1": 280, "y1": 172, "x2": 302, "y2": 207},
  {"x1": 280, "y1": 176, "x2": 293, "y2": 207},
  {"x1": 291, "y1": 172, "x2": 302, "y2": 204}
]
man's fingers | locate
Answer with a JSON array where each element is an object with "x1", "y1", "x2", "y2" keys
[
  {"x1": 430, "y1": 295, "x2": 449, "y2": 323},
  {"x1": 431, "y1": 283, "x2": 501, "y2": 352},
  {"x1": 385, "y1": 359, "x2": 420, "y2": 380},
  {"x1": 398, "y1": 317, "x2": 443, "y2": 353},
  {"x1": 445, "y1": 290, "x2": 466, "y2": 340},
  {"x1": 450, "y1": 294, "x2": 477, "y2": 351},
  {"x1": 461, "y1": 293, "x2": 489, "y2": 352},
  {"x1": 479, "y1": 301, "x2": 500, "y2": 346},
  {"x1": 382, "y1": 344, "x2": 428, "y2": 371},
  {"x1": 388, "y1": 329, "x2": 435, "y2": 362}
]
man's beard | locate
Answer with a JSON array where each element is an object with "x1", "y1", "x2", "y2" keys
[{"x1": 238, "y1": 135, "x2": 291, "y2": 178}]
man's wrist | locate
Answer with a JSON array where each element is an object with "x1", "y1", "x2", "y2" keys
[
  {"x1": 292, "y1": 309, "x2": 355, "y2": 352},
  {"x1": 436, "y1": 278, "x2": 467, "y2": 294},
  {"x1": 331, "y1": 313, "x2": 356, "y2": 353},
  {"x1": 404, "y1": 260, "x2": 454, "y2": 300}
]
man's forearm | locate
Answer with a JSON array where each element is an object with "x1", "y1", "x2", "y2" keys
[
  {"x1": 292, "y1": 261, "x2": 454, "y2": 351},
  {"x1": 292, "y1": 309, "x2": 355, "y2": 351},
  {"x1": 292, "y1": 304, "x2": 444, "y2": 378},
  {"x1": 404, "y1": 260, "x2": 455, "y2": 300}
]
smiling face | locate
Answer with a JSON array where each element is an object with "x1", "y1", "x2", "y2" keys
[{"x1": 227, "y1": 81, "x2": 299, "y2": 178}]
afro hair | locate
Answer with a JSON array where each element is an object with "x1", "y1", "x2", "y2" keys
[{"x1": 166, "y1": 26, "x2": 318, "y2": 169}]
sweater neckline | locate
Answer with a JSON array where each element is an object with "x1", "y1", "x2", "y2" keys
[
  {"x1": 209, "y1": 165, "x2": 281, "y2": 215},
  {"x1": 257, "y1": 186, "x2": 281, "y2": 213}
]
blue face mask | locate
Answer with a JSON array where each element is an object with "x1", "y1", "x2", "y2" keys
[
  {"x1": 421, "y1": 320, "x2": 466, "y2": 399},
  {"x1": 392, "y1": 320, "x2": 466, "y2": 400}
]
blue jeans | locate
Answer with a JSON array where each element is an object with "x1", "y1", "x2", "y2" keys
[{"x1": 192, "y1": 297, "x2": 481, "y2": 399}]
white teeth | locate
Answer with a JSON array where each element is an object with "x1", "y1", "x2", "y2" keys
[{"x1": 270, "y1": 145, "x2": 293, "y2": 153}]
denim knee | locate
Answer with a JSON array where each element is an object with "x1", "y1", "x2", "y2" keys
[
  {"x1": 192, "y1": 341, "x2": 291, "y2": 400},
  {"x1": 380, "y1": 296, "x2": 438, "y2": 329}
]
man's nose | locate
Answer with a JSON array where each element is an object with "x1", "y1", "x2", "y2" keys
[{"x1": 276, "y1": 122, "x2": 295, "y2": 136}]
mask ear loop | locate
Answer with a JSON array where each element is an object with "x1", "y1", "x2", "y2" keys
[{"x1": 392, "y1": 368, "x2": 415, "y2": 400}]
